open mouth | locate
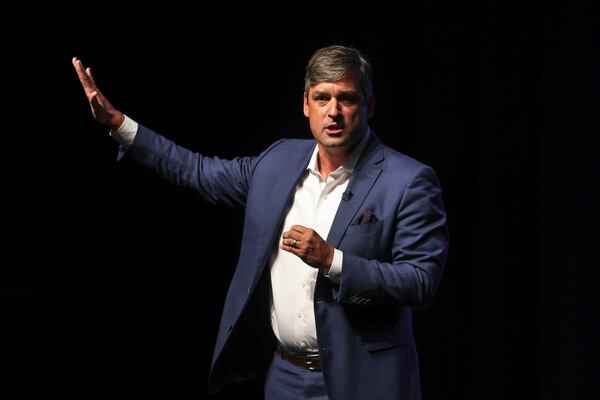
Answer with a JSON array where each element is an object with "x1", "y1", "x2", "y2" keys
[{"x1": 325, "y1": 125, "x2": 344, "y2": 135}]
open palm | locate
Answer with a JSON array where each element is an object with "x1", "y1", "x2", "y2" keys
[{"x1": 72, "y1": 57, "x2": 124, "y2": 129}]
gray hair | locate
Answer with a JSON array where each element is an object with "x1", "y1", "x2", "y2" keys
[{"x1": 304, "y1": 45, "x2": 373, "y2": 100}]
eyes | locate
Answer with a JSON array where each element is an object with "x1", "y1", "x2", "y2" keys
[{"x1": 312, "y1": 93, "x2": 360, "y2": 107}]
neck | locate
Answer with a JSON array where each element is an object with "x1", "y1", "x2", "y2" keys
[
  {"x1": 317, "y1": 139, "x2": 361, "y2": 180},
  {"x1": 317, "y1": 149, "x2": 344, "y2": 180}
]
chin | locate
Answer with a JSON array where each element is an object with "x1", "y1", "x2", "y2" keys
[
  {"x1": 321, "y1": 135, "x2": 343, "y2": 142},
  {"x1": 322, "y1": 139, "x2": 349, "y2": 149}
]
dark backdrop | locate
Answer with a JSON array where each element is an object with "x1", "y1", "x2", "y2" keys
[{"x1": 3, "y1": 2, "x2": 598, "y2": 399}]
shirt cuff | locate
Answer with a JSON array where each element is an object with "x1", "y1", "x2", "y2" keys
[
  {"x1": 109, "y1": 114, "x2": 138, "y2": 147},
  {"x1": 324, "y1": 249, "x2": 343, "y2": 283}
]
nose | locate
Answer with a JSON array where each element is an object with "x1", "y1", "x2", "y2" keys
[{"x1": 327, "y1": 98, "x2": 340, "y2": 118}]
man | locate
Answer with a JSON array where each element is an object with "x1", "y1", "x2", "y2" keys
[{"x1": 73, "y1": 45, "x2": 448, "y2": 400}]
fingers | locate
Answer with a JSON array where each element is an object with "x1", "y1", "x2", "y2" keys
[
  {"x1": 281, "y1": 228, "x2": 302, "y2": 250},
  {"x1": 280, "y1": 240, "x2": 297, "y2": 255},
  {"x1": 72, "y1": 57, "x2": 87, "y2": 81},
  {"x1": 72, "y1": 57, "x2": 97, "y2": 94},
  {"x1": 281, "y1": 231, "x2": 300, "y2": 246},
  {"x1": 86, "y1": 67, "x2": 97, "y2": 87},
  {"x1": 282, "y1": 233, "x2": 304, "y2": 251},
  {"x1": 290, "y1": 225, "x2": 309, "y2": 233},
  {"x1": 281, "y1": 225, "x2": 313, "y2": 255},
  {"x1": 282, "y1": 230, "x2": 300, "y2": 240},
  {"x1": 282, "y1": 225, "x2": 320, "y2": 245},
  {"x1": 89, "y1": 91, "x2": 104, "y2": 111},
  {"x1": 282, "y1": 225, "x2": 309, "y2": 246},
  {"x1": 280, "y1": 226, "x2": 332, "y2": 270},
  {"x1": 88, "y1": 90, "x2": 98, "y2": 103}
]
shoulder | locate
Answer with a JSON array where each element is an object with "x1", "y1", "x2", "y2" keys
[
  {"x1": 371, "y1": 140, "x2": 436, "y2": 178},
  {"x1": 375, "y1": 143, "x2": 442, "y2": 188},
  {"x1": 266, "y1": 137, "x2": 314, "y2": 152},
  {"x1": 382, "y1": 146, "x2": 429, "y2": 171},
  {"x1": 257, "y1": 137, "x2": 314, "y2": 160}
]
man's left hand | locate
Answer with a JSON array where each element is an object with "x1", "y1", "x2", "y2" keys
[{"x1": 281, "y1": 225, "x2": 333, "y2": 273}]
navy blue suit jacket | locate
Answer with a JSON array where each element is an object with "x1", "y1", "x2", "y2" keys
[{"x1": 123, "y1": 125, "x2": 448, "y2": 400}]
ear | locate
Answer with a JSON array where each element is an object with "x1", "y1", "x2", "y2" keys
[
  {"x1": 303, "y1": 91, "x2": 310, "y2": 118},
  {"x1": 367, "y1": 95, "x2": 375, "y2": 119}
]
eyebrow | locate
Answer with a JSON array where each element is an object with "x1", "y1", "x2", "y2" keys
[{"x1": 312, "y1": 90, "x2": 359, "y2": 97}]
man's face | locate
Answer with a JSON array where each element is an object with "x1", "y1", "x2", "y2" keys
[{"x1": 303, "y1": 72, "x2": 374, "y2": 152}]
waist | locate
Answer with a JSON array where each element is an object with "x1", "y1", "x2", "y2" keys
[{"x1": 279, "y1": 347, "x2": 321, "y2": 372}]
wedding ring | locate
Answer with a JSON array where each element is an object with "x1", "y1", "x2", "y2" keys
[{"x1": 292, "y1": 239, "x2": 298, "y2": 248}]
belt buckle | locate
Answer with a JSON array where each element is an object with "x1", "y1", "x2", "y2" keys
[{"x1": 305, "y1": 353, "x2": 319, "y2": 372}]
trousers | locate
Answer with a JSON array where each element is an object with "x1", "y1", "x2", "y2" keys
[{"x1": 264, "y1": 349, "x2": 328, "y2": 400}]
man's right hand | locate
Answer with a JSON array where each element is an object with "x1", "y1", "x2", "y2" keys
[{"x1": 72, "y1": 57, "x2": 124, "y2": 130}]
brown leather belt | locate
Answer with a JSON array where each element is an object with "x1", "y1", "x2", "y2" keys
[{"x1": 280, "y1": 348, "x2": 321, "y2": 372}]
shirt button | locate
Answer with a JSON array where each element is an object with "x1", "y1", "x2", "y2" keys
[
  {"x1": 297, "y1": 313, "x2": 302, "y2": 318},
  {"x1": 301, "y1": 283, "x2": 306, "y2": 287}
]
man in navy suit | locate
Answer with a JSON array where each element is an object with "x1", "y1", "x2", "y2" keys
[{"x1": 73, "y1": 45, "x2": 448, "y2": 400}]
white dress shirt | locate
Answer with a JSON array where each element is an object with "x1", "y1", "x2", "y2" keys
[
  {"x1": 269, "y1": 130, "x2": 370, "y2": 353},
  {"x1": 110, "y1": 115, "x2": 138, "y2": 146},
  {"x1": 111, "y1": 116, "x2": 370, "y2": 353}
]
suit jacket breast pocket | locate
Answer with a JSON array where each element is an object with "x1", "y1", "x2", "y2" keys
[
  {"x1": 341, "y1": 220, "x2": 384, "y2": 258},
  {"x1": 345, "y1": 219, "x2": 383, "y2": 237}
]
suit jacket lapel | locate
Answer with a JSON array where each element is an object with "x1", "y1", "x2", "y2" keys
[
  {"x1": 255, "y1": 141, "x2": 314, "y2": 272},
  {"x1": 327, "y1": 135, "x2": 385, "y2": 248}
]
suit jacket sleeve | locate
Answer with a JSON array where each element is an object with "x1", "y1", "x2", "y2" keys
[
  {"x1": 338, "y1": 166, "x2": 448, "y2": 307},
  {"x1": 118, "y1": 124, "x2": 283, "y2": 209}
]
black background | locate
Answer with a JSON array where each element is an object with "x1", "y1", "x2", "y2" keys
[{"x1": 3, "y1": 2, "x2": 598, "y2": 399}]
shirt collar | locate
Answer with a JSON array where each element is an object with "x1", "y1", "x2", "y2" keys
[{"x1": 307, "y1": 127, "x2": 371, "y2": 177}]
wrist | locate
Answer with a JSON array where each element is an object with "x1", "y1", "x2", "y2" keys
[
  {"x1": 109, "y1": 111, "x2": 125, "y2": 131},
  {"x1": 320, "y1": 247, "x2": 334, "y2": 276}
]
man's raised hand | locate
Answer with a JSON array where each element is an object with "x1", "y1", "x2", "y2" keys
[{"x1": 72, "y1": 57, "x2": 124, "y2": 130}]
